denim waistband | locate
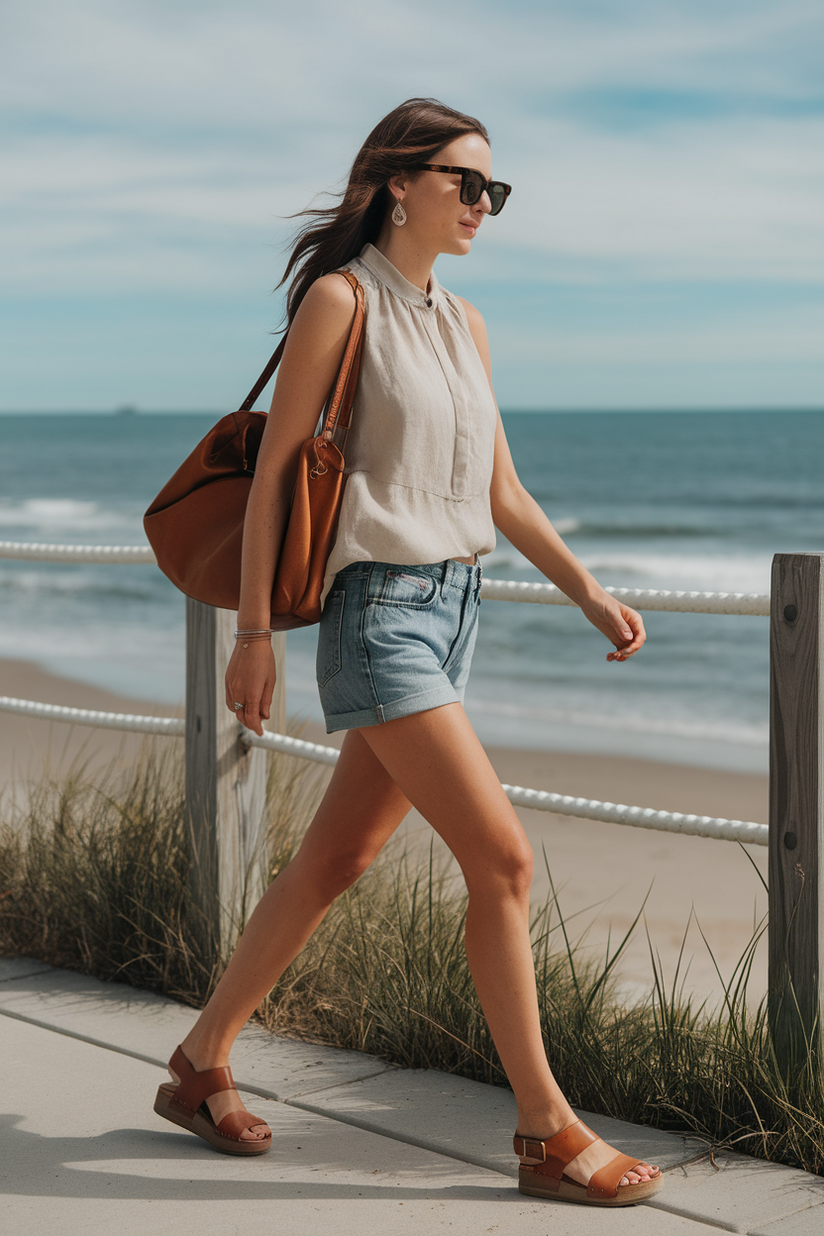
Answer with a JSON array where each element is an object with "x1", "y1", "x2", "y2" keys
[
  {"x1": 379, "y1": 557, "x2": 481, "y2": 591},
  {"x1": 336, "y1": 557, "x2": 482, "y2": 593}
]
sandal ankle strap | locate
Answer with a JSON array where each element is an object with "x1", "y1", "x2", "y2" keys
[
  {"x1": 513, "y1": 1135, "x2": 547, "y2": 1162},
  {"x1": 169, "y1": 1045, "x2": 236, "y2": 1114},
  {"x1": 514, "y1": 1120, "x2": 599, "y2": 1168}
]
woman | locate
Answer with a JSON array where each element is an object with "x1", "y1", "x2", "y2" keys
[{"x1": 154, "y1": 98, "x2": 664, "y2": 1208}]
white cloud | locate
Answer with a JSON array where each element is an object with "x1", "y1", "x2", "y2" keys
[
  {"x1": 5, "y1": 1, "x2": 821, "y2": 124},
  {"x1": 6, "y1": 113, "x2": 821, "y2": 296},
  {"x1": 3, "y1": 1, "x2": 822, "y2": 291},
  {"x1": 2, "y1": 0, "x2": 822, "y2": 405},
  {"x1": 491, "y1": 115, "x2": 824, "y2": 283}
]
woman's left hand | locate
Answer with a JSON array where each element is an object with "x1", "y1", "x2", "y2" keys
[{"x1": 579, "y1": 593, "x2": 646, "y2": 662}]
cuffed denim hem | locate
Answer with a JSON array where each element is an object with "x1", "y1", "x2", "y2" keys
[{"x1": 324, "y1": 682, "x2": 461, "y2": 734}]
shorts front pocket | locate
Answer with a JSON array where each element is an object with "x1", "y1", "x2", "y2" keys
[
  {"x1": 372, "y1": 567, "x2": 439, "y2": 609},
  {"x1": 316, "y1": 589, "x2": 345, "y2": 686}
]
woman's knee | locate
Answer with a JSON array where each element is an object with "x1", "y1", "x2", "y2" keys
[
  {"x1": 466, "y1": 837, "x2": 534, "y2": 902},
  {"x1": 296, "y1": 842, "x2": 378, "y2": 902}
]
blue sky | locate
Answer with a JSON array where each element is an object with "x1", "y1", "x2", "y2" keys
[{"x1": 2, "y1": 0, "x2": 822, "y2": 410}]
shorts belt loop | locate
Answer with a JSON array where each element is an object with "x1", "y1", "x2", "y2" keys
[
  {"x1": 364, "y1": 560, "x2": 377, "y2": 609},
  {"x1": 439, "y1": 559, "x2": 448, "y2": 598}
]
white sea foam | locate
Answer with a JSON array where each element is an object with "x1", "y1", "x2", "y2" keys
[
  {"x1": 576, "y1": 551, "x2": 773, "y2": 594},
  {"x1": 551, "y1": 517, "x2": 582, "y2": 536},
  {"x1": 0, "y1": 497, "x2": 132, "y2": 533},
  {"x1": 0, "y1": 566, "x2": 161, "y2": 600},
  {"x1": 482, "y1": 544, "x2": 535, "y2": 573},
  {"x1": 464, "y1": 691, "x2": 768, "y2": 749},
  {"x1": 482, "y1": 534, "x2": 773, "y2": 596},
  {"x1": 482, "y1": 544, "x2": 773, "y2": 596}
]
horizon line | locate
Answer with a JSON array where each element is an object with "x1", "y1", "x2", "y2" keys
[{"x1": 1, "y1": 405, "x2": 823, "y2": 417}]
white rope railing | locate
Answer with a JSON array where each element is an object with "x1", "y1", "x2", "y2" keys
[
  {"x1": 0, "y1": 694, "x2": 185, "y2": 735},
  {"x1": 500, "y1": 783, "x2": 766, "y2": 846},
  {"x1": 243, "y1": 727, "x2": 341, "y2": 767},
  {"x1": 0, "y1": 541, "x2": 156, "y2": 564},
  {"x1": 0, "y1": 695, "x2": 767, "y2": 845},
  {"x1": 481, "y1": 578, "x2": 769, "y2": 617},
  {"x1": 0, "y1": 541, "x2": 770, "y2": 616}
]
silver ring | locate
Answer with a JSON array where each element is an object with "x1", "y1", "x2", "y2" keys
[{"x1": 233, "y1": 701, "x2": 244, "y2": 712}]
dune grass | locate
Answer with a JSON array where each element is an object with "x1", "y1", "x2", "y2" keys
[{"x1": 1, "y1": 742, "x2": 822, "y2": 1175}]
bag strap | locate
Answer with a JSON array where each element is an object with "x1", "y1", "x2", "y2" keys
[
  {"x1": 320, "y1": 271, "x2": 365, "y2": 443},
  {"x1": 238, "y1": 270, "x2": 365, "y2": 417}
]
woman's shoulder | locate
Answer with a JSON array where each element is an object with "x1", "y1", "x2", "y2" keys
[
  {"x1": 290, "y1": 271, "x2": 360, "y2": 341},
  {"x1": 302, "y1": 270, "x2": 361, "y2": 314}
]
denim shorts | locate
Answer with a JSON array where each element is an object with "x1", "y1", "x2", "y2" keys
[{"x1": 316, "y1": 558, "x2": 482, "y2": 732}]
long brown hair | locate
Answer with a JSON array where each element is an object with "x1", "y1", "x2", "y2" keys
[{"x1": 278, "y1": 98, "x2": 489, "y2": 324}]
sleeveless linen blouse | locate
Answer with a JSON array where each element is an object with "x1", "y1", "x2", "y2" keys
[{"x1": 320, "y1": 243, "x2": 498, "y2": 607}]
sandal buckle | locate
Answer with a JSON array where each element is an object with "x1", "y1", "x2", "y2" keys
[{"x1": 514, "y1": 1135, "x2": 546, "y2": 1163}]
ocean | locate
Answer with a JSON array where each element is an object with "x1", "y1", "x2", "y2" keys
[{"x1": 2, "y1": 409, "x2": 822, "y2": 772}]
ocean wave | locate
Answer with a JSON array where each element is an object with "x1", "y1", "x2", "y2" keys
[
  {"x1": 482, "y1": 544, "x2": 772, "y2": 594},
  {"x1": 0, "y1": 566, "x2": 167, "y2": 602},
  {"x1": 0, "y1": 498, "x2": 134, "y2": 534},
  {"x1": 465, "y1": 693, "x2": 768, "y2": 748},
  {"x1": 481, "y1": 545, "x2": 536, "y2": 574},
  {"x1": 550, "y1": 517, "x2": 581, "y2": 535},
  {"x1": 575, "y1": 551, "x2": 772, "y2": 594},
  {"x1": 485, "y1": 518, "x2": 723, "y2": 549}
]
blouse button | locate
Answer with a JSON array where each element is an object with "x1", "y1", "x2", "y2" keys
[{"x1": 426, "y1": 297, "x2": 433, "y2": 307}]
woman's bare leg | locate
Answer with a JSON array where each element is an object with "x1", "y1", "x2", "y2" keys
[
  {"x1": 177, "y1": 729, "x2": 412, "y2": 1137},
  {"x1": 358, "y1": 702, "x2": 659, "y2": 1189}
]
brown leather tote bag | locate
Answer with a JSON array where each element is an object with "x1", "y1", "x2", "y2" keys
[{"x1": 143, "y1": 270, "x2": 365, "y2": 630}]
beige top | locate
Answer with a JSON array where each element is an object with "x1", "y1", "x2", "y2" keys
[{"x1": 320, "y1": 243, "x2": 498, "y2": 606}]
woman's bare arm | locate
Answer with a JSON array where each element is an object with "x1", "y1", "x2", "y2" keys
[
  {"x1": 225, "y1": 273, "x2": 358, "y2": 732},
  {"x1": 458, "y1": 296, "x2": 644, "y2": 661}
]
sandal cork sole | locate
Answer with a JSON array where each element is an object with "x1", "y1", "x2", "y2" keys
[
  {"x1": 519, "y1": 1164, "x2": 665, "y2": 1206},
  {"x1": 154, "y1": 1080, "x2": 272, "y2": 1157},
  {"x1": 514, "y1": 1122, "x2": 665, "y2": 1207}
]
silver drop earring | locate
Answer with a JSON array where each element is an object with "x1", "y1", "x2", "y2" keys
[{"x1": 391, "y1": 199, "x2": 407, "y2": 227}]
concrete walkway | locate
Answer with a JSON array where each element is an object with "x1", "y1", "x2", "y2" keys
[{"x1": 2, "y1": 957, "x2": 823, "y2": 1235}]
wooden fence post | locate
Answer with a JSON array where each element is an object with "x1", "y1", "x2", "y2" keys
[
  {"x1": 769, "y1": 552, "x2": 824, "y2": 1074},
  {"x1": 185, "y1": 599, "x2": 286, "y2": 959}
]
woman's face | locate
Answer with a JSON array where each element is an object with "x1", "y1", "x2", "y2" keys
[{"x1": 394, "y1": 133, "x2": 495, "y2": 256}]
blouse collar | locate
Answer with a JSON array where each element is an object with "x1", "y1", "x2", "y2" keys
[{"x1": 357, "y1": 243, "x2": 440, "y2": 308}]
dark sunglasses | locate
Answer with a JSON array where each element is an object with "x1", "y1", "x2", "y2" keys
[{"x1": 416, "y1": 163, "x2": 512, "y2": 216}]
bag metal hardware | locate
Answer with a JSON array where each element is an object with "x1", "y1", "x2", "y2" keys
[{"x1": 310, "y1": 441, "x2": 329, "y2": 480}]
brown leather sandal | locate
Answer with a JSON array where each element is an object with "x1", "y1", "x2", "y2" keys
[
  {"x1": 515, "y1": 1120, "x2": 664, "y2": 1206},
  {"x1": 154, "y1": 1045, "x2": 272, "y2": 1156}
]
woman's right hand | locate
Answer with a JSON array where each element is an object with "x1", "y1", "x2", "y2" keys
[{"x1": 224, "y1": 640, "x2": 276, "y2": 737}]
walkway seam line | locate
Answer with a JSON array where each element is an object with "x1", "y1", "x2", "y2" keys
[
  {"x1": 1, "y1": 1002, "x2": 724, "y2": 1218},
  {"x1": 646, "y1": 1197, "x2": 740, "y2": 1232},
  {"x1": 0, "y1": 967, "x2": 54, "y2": 985},
  {"x1": 284, "y1": 1065, "x2": 397, "y2": 1099}
]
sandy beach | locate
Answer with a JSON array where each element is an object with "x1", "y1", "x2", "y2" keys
[{"x1": 1, "y1": 656, "x2": 768, "y2": 1008}]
